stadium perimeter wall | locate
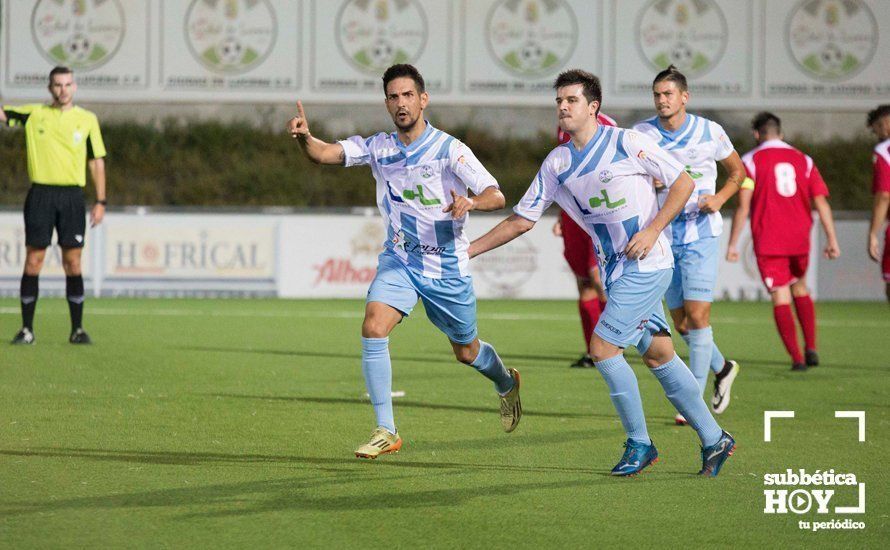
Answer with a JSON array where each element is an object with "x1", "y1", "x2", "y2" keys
[{"x1": 0, "y1": 211, "x2": 881, "y2": 301}]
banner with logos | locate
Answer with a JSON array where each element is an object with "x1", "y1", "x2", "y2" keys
[{"x1": 3, "y1": 0, "x2": 888, "y2": 108}]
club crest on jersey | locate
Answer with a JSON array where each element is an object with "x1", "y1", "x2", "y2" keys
[
  {"x1": 599, "y1": 170, "x2": 613, "y2": 183},
  {"x1": 589, "y1": 189, "x2": 626, "y2": 210},
  {"x1": 420, "y1": 165, "x2": 434, "y2": 179},
  {"x1": 72, "y1": 131, "x2": 83, "y2": 144}
]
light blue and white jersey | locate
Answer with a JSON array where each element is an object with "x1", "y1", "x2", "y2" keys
[
  {"x1": 339, "y1": 122, "x2": 498, "y2": 279},
  {"x1": 633, "y1": 114, "x2": 735, "y2": 245},
  {"x1": 514, "y1": 124, "x2": 686, "y2": 286}
]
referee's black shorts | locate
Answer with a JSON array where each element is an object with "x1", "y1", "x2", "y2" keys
[{"x1": 24, "y1": 184, "x2": 87, "y2": 249}]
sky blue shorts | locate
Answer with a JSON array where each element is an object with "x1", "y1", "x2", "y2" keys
[
  {"x1": 665, "y1": 236, "x2": 719, "y2": 310},
  {"x1": 595, "y1": 268, "x2": 672, "y2": 349},
  {"x1": 366, "y1": 252, "x2": 478, "y2": 344}
]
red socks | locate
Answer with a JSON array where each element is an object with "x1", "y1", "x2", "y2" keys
[
  {"x1": 773, "y1": 304, "x2": 804, "y2": 364},
  {"x1": 793, "y1": 295, "x2": 817, "y2": 351},
  {"x1": 579, "y1": 298, "x2": 601, "y2": 349}
]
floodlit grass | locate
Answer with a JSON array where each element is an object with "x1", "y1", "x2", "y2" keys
[{"x1": 1, "y1": 299, "x2": 887, "y2": 547}]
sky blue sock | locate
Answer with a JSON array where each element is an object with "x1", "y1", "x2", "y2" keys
[
  {"x1": 471, "y1": 341, "x2": 514, "y2": 395},
  {"x1": 686, "y1": 327, "x2": 713, "y2": 396},
  {"x1": 711, "y1": 342, "x2": 726, "y2": 374},
  {"x1": 361, "y1": 336, "x2": 395, "y2": 434},
  {"x1": 595, "y1": 354, "x2": 650, "y2": 446},
  {"x1": 650, "y1": 355, "x2": 722, "y2": 447}
]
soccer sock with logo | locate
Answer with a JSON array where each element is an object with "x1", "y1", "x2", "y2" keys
[
  {"x1": 792, "y1": 295, "x2": 817, "y2": 351},
  {"x1": 650, "y1": 354, "x2": 722, "y2": 447},
  {"x1": 686, "y1": 327, "x2": 714, "y2": 396},
  {"x1": 361, "y1": 337, "x2": 396, "y2": 434},
  {"x1": 710, "y1": 341, "x2": 727, "y2": 374},
  {"x1": 773, "y1": 304, "x2": 804, "y2": 364},
  {"x1": 578, "y1": 298, "x2": 601, "y2": 351},
  {"x1": 595, "y1": 354, "x2": 650, "y2": 446},
  {"x1": 470, "y1": 341, "x2": 514, "y2": 395},
  {"x1": 20, "y1": 274, "x2": 38, "y2": 331},
  {"x1": 66, "y1": 275, "x2": 85, "y2": 331}
]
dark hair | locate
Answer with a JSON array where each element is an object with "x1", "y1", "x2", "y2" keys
[
  {"x1": 652, "y1": 64, "x2": 687, "y2": 91},
  {"x1": 48, "y1": 66, "x2": 73, "y2": 82},
  {"x1": 553, "y1": 69, "x2": 602, "y2": 113},
  {"x1": 867, "y1": 104, "x2": 890, "y2": 127},
  {"x1": 382, "y1": 64, "x2": 425, "y2": 95},
  {"x1": 751, "y1": 111, "x2": 782, "y2": 134}
]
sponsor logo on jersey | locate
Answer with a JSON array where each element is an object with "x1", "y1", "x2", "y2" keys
[
  {"x1": 589, "y1": 190, "x2": 626, "y2": 209},
  {"x1": 185, "y1": 0, "x2": 277, "y2": 75},
  {"x1": 31, "y1": 0, "x2": 125, "y2": 71},
  {"x1": 485, "y1": 0, "x2": 578, "y2": 78},
  {"x1": 336, "y1": 0, "x2": 427, "y2": 74},
  {"x1": 785, "y1": 0, "x2": 877, "y2": 81},
  {"x1": 636, "y1": 0, "x2": 728, "y2": 77}
]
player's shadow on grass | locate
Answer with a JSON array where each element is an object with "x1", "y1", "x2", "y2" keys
[
  {"x1": 0, "y1": 448, "x2": 688, "y2": 517},
  {"x1": 210, "y1": 393, "x2": 612, "y2": 420},
  {"x1": 175, "y1": 345, "x2": 579, "y2": 366}
]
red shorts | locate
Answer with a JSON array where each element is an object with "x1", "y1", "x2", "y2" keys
[
  {"x1": 756, "y1": 254, "x2": 809, "y2": 291},
  {"x1": 883, "y1": 225, "x2": 890, "y2": 282},
  {"x1": 560, "y1": 211, "x2": 598, "y2": 279}
]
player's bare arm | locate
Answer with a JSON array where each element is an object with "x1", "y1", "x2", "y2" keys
[
  {"x1": 88, "y1": 157, "x2": 106, "y2": 227},
  {"x1": 726, "y1": 187, "x2": 752, "y2": 262},
  {"x1": 626, "y1": 171, "x2": 694, "y2": 260},
  {"x1": 0, "y1": 108, "x2": 7, "y2": 124},
  {"x1": 812, "y1": 195, "x2": 841, "y2": 259},
  {"x1": 868, "y1": 191, "x2": 890, "y2": 261},
  {"x1": 443, "y1": 186, "x2": 504, "y2": 219},
  {"x1": 468, "y1": 214, "x2": 535, "y2": 259},
  {"x1": 700, "y1": 151, "x2": 745, "y2": 214},
  {"x1": 286, "y1": 100, "x2": 346, "y2": 165}
]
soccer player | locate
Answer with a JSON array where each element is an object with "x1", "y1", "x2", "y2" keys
[
  {"x1": 470, "y1": 69, "x2": 735, "y2": 477},
  {"x1": 286, "y1": 64, "x2": 521, "y2": 459},
  {"x1": 1, "y1": 66, "x2": 107, "y2": 345},
  {"x1": 727, "y1": 112, "x2": 841, "y2": 371},
  {"x1": 554, "y1": 112, "x2": 615, "y2": 369},
  {"x1": 866, "y1": 104, "x2": 890, "y2": 302},
  {"x1": 632, "y1": 66, "x2": 742, "y2": 420}
]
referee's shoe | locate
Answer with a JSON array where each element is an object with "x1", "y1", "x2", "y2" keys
[
  {"x1": 11, "y1": 327, "x2": 35, "y2": 345},
  {"x1": 69, "y1": 328, "x2": 92, "y2": 345}
]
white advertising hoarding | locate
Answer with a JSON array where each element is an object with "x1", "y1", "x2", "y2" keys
[
  {"x1": 461, "y1": 0, "x2": 601, "y2": 95},
  {"x1": 0, "y1": 213, "x2": 94, "y2": 289},
  {"x1": 310, "y1": 0, "x2": 451, "y2": 94},
  {"x1": 610, "y1": 0, "x2": 753, "y2": 98},
  {"x1": 159, "y1": 0, "x2": 300, "y2": 94}
]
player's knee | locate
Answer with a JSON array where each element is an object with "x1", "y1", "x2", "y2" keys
[
  {"x1": 687, "y1": 310, "x2": 710, "y2": 329},
  {"x1": 24, "y1": 255, "x2": 45, "y2": 274},
  {"x1": 453, "y1": 346, "x2": 477, "y2": 365},
  {"x1": 62, "y1": 258, "x2": 81, "y2": 275},
  {"x1": 361, "y1": 318, "x2": 390, "y2": 338},
  {"x1": 590, "y1": 337, "x2": 618, "y2": 363}
]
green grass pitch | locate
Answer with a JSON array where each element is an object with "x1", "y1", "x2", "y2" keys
[{"x1": 1, "y1": 298, "x2": 887, "y2": 547}]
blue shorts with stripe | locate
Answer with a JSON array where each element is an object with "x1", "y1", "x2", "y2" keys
[
  {"x1": 366, "y1": 252, "x2": 478, "y2": 344},
  {"x1": 594, "y1": 268, "x2": 672, "y2": 349},
  {"x1": 665, "y1": 236, "x2": 719, "y2": 310}
]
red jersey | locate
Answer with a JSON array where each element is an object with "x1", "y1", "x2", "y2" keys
[
  {"x1": 873, "y1": 138, "x2": 890, "y2": 207},
  {"x1": 741, "y1": 139, "x2": 829, "y2": 256},
  {"x1": 557, "y1": 112, "x2": 616, "y2": 144}
]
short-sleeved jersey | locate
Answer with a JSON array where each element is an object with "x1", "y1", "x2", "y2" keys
[
  {"x1": 2, "y1": 104, "x2": 106, "y2": 187},
  {"x1": 873, "y1": 138, "x2": 890, "y2": 194},
  {"x1": 339, "y1": 122, "x2": 498, "y2": 279},
  {"x1": 514, "y1": 124, "x2": 685, "y2": 285},
  {"x1": 741, "y1": 139, "x2": 829, "y2": 256},
  {"x1": 632, "y1": 114, "x2": 735, "y2": 244}
]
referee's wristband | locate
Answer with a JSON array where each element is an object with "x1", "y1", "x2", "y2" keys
[{"x1": 96, "y1": 200, "x2": 107, "y2": 206}]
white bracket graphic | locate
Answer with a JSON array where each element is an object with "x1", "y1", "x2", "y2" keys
[
  {"x1": 835, "y1": 483, "x2": 866, "y2": 514},
  {"x1": 764, "y1": 411, "x2": 795, "y2": 442},
  {"x1": 834, "y1": 411, "x2": 866, "y2": 442}
]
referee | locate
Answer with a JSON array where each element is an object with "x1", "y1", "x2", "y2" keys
[{"x1": 1, "y1": 66, "x2": 107, "y2": 345}]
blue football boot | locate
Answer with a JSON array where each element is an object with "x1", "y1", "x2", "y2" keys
[
  {"x1": 699, "y1": 431, "x2": 736, "y2": 477},
  {"x1": 610, "y1": 438, "x2": 659, "y2": 476}
]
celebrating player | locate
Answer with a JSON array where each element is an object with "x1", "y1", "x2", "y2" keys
[
  {"x1": 1, "y1": 66, "x2": 107, "y2": 345},
  {"x1": 554, "y1": 112, "x2": 615, "y2": 369},
  {"x1": 633, "y1": 66, "x2": 743, "y2": 420},
  {"x1": 286, "y1": 64, "x2": 520, "y2": 459},
  {"x1": 727, "y1": 112, "x2": 841, "y2": 371},
  {"x1": 866, "y1": 104, "x2": 890, "y2": 302},
  {"x1": 470, "y1": 70, "x2": 735, "y2": 477}
]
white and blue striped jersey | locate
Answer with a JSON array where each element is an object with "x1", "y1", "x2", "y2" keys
[
  {"x1": 633, "y1": 114, "x2": 735, "y2": 245},
  {"x1": 339, "y1": 122, "x2": 498, "y2": 279},
  {"x1": 514, "y1": 124, "x2": 686, "y2": 286}
]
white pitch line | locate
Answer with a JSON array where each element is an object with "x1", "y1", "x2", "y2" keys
[{"x1": 0, "y1": 306, "x2": 887, "y2": 328}]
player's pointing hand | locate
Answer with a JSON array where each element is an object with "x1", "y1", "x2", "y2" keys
[
  {"x1": 443, "y1": 189, "x2": 475, "y2": 219},
  {"x1": 287, "y1": 100, "x2": 310, "y2": 139}
]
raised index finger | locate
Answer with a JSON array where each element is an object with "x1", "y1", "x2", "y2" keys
[{"x1": 296, "y1": 100, "x2": 306, "y2": 119}]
